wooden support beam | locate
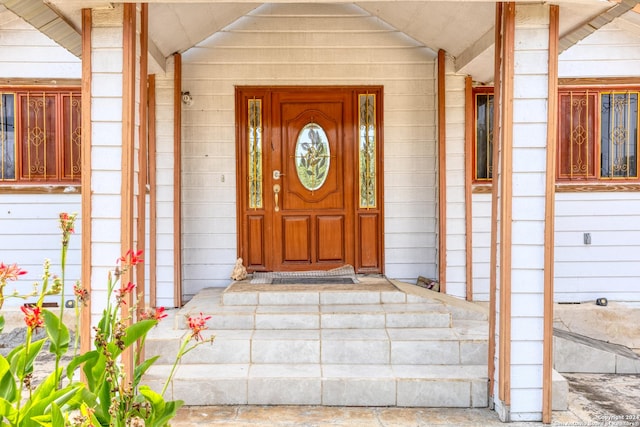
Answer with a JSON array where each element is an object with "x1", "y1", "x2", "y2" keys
[
  {"x1": 173, "y1": 53, "x2": 183, "y2": 308},
  {"x1": 120, "y1": 2, "x2": 137, "y2": 381},
  {"x1": 80, "y1": 7, "x2": 93, "y2": 358},
  {"x1": 543, "y1": 5, "x2": 560, "y2": 424},
  {"x1": 437, "y1": 49, "x2": 447, "y2": 294}
]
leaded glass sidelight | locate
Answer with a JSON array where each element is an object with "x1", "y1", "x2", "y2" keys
[
  {"x1": 248, "y1": 98, "x2": 263, "y2": 208},
  {"x1": 359, "y1": 94, "x2": 376, "y2": 208},
  {"x1": 295, "y1": 123, "x2": 330, "y2": 191},
  {"x1": 601, "y1": 92, "x2": 638, "y2": 179}
]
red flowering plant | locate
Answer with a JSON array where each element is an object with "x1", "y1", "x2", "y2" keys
[
  {"x1": 0, "y1": 213, "x2": 85, "y2": 426},
  {"x1": 0, "y1": 214, "x2": 213, "y2": 427},
  {"x1": 159, "y1": 312, "x2": 215, "y2": 398}
]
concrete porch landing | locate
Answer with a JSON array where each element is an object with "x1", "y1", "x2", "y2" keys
[{"x1": 145, "y1": 277, "x2": 525, "y2": 408}]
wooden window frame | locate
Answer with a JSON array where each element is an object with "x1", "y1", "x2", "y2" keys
[
  {"x1": 557, "y1": 86, "x2": 639, "y2": 183},
  {"x1": 1, "y1": 86, "x2": 81, "y2": 186},
  {"x1": 472, "y1": 86, "x2": 494, "y2": 183},
  {"x1": 470, "y1": 81, "x2": 640, "y2": 191}
]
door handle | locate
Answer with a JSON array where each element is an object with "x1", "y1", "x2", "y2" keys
[{"x1": 273, "y1": 184, "x2": 281, "y2": 212}]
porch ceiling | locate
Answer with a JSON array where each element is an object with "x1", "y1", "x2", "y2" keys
[{"x1": 5, "y1": 0, "x2": 640, "y2": 82}]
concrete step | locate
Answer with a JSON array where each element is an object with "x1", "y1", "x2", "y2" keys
[
  {"x1": 144, "y1": 363, "x2": 489, "y2": 407},
  {"x1": 142, "y1": 281, "x2": 500, "y2": 408},
  {"x1": 554, "y1": 328, "x2": 640, "y2": 374},
  {"x1": 146, "y1": 325, "x2": 489, "y2": 366},
  {"x1": 174, "y1": 303, "x2": 453, "y2": 330},
  {"x1": 140, "y1": 282, "x2": 573, "y2": 409}
]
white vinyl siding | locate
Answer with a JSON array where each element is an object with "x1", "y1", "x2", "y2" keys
[
  {"x1": 0, "y1": 5, "x2": 80, "y2": 78},
  {"x1": 559, "y1": 18, "x2": 640, "y2": 78},
  {"x1": 471, "y1": 194, "x2": 492, "y2": 301},
  {"x1": 88, "y1": 7, "x2": 126, "y2": 322},
  {"x1": 556, "y1": 16, "x2": 640, "y2": 301},
  {"x1": 154, "y1": 56, "x2": 180, "y2": 308},
  {"x1": 178, "y1": 3, "x2": 437, "y2": 298},
  {"x1": 472, "y1": 14, "x2": 640, "y2": 303},
  {"x1": 0, "y1": 6, "x2": 82, "y2": 307},
  {"x1": 0, "y1": 194, "x2": 81, "y2": 307},
  {"x1": 555, "y1": 192, "x2": 640, "y2": 302},
  {"x1": 444, "y1": 56, "x2": 468, "y2": 298}
]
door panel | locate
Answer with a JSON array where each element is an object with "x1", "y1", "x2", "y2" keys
[
  {"x1": 282, "y1": 216, "x2": 311, "y2": 262},
  {"x1": 317, "y1": 215, "x2": 345, "y2": 262},
  {"x1": 273, "y1": 94, "x2": 353, "y2": 270},
  {"x1": 236, "y1": 86, "x2": 384, "y2": 273}
]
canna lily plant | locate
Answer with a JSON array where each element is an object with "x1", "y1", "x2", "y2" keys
[{"x1": 0, "y1": 213, "x2": 215, "y2": 427}]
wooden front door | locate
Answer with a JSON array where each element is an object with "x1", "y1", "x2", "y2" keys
[{"x1": 236, "y1": 87, "x2": 383, "y2": 273}]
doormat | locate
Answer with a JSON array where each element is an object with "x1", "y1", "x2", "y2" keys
[
  {"x1": 271, "y1": 277, "x2": 356, "y2": 285},
  {"x1": 250, "y1": 265, "x2": 359, "y2": 285}
]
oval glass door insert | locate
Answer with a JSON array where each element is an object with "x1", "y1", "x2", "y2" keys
[{"x1": 295, "y1": 123, "x2": 330, "y2": 191}]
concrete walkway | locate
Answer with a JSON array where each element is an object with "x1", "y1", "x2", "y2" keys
[
  {"x1": 170, "y1": 371, "x2": 640, "y2": 426},
  {"x1": 171, "y1": 372, "x2": 640, "y2": 426},
  {"x1": 172, "y1": 406, "x2": 533, "y2": 426}
]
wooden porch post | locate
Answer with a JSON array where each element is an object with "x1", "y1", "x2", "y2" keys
[
  {"x1": 80, "y1": 7, "x2": 93, "y2": 358},
  {"x1": 543, "y1": 5, "x2": 559, "y2": 424},
  {"x1": 120, "y1": 2, "x2": 137, "y2": 381},
  {"x1": 491, "y1": 2, "x2": 556, "y2": 422},
  {"x1": 173, "y1": 53, "x2": 183, "y2": 308},
  {"x1": 437, "y1": 49, "x2": 447, "y2": 293}
]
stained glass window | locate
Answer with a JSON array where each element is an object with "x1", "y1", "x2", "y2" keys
[
  {"x1": 359, "y1": 94, "x2": 376, "y2": 208},
  {"x1": 295, "y1": 123, "x2": 330, "y2": 191},
  {"x1": 248, "y1": 98, "x2": 263, "y2": 208}
]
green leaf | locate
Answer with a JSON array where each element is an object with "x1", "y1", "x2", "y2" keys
[
  {"x1": 51, "y1": 402, "x2": 65, "y2": 426},
  {"x1": 23, "y1": 378, "x2": 84, "y2": 426},
  {"x1": 42, "y1": 309, "x2": 70, "y2": 357},
  {"x1": 153, "y1": 400, "x2": 184, "y2": 427},
  {"x1": 0, "y1": 315, "x2": 4, "y2": 334},
  {"x1": 134, "y1": 355, "x2": 159, "y2": 386},
  {"x1": 24, "y1": 339, "x2": 46, "y2": 375},
  {"x1": 77, "y1": 388, "x2": 109, "y2": 425},
  {"x1": 8, "y1": 339, "x2": 45, "y2": 381},
  {"x1": 139, "y1": 385, "x2": 165, "y2": 416},
  {"x1": 67, "y1": 350, "x2": 105, "y2": 392},
  {"x1": 0, "y1": 397, "x2": 18, "y2": 422},
  {"x1": 139, "y1": 386, "x2": 184, "y2": 427},
  {"x1": 66, "y1": 350, "x2": 96, "y2": 381},
  {"x1": 98, "y1": 380, "x2": 111, "y2": 423},
  {"x1": 30, "y1": 414, "x2": 52, "y2": 427},
  {"x1": 0, "y1": 355, "x2": 16, "y2": 402},
  {"x1": 30, "y1": 367, "x2": 62, "y2": 401},
  {"x1": 83, "y1": 402, "x2": 103, "y2": 427},
  {"x1": 107, "y1": 320, "x2": 156, "y2": 359}
]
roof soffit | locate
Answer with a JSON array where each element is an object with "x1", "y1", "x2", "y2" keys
[{"x1": 6, "y1": 0, "x2": 639, "y2": 82}]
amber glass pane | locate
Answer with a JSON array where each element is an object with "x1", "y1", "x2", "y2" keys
[
  {"x1": 20, "y1": 93, "x2": 57, "y2": 180},
  {"x1": 557, "y1": 91, "x2": 597, "y2": 180}
]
